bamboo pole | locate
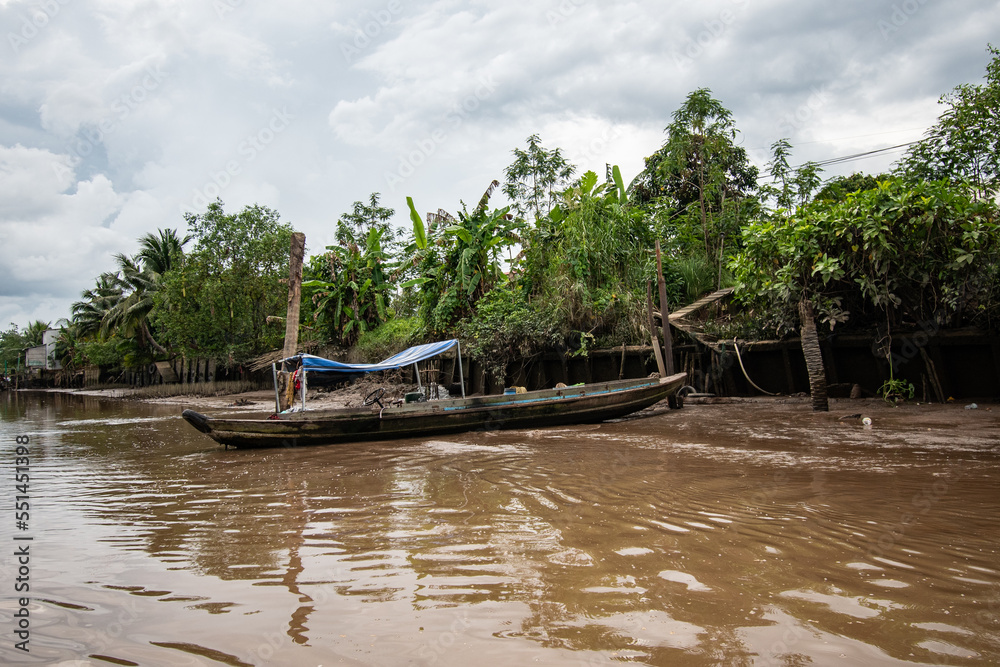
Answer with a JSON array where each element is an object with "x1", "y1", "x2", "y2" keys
[
  {"x1": 282, "y1": 232, "x2": 306, "y2": 360},
  {"x1": 646, "y1": 281, "x2": 666, "y2": 377},
  {"x1": 655, "y1": 240, "x2": 675, "y2": 376},
  {"x1": 272, "y1": 363, "x2": 281, "y2": 413},
  {"x1": 456, "y1": 341, "x2": 466, "y2": 398}
]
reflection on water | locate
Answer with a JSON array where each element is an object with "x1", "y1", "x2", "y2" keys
[{"x1": 1, "y1": 391, "x2": 999, "y2": 665}]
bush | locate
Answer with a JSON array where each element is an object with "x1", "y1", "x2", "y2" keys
[
  {"x1": 354, "y1": 317, "x2": 424, "y2": 361},
  {"x1": 458, "y1": 286, "x2": 562, "y2": 385}
]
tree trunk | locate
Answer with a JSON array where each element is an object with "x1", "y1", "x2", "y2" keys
[
  {"x1": 283, "y1": 232, "x2": 307, "y2": 359},
  {"x1": 141, "y1": 321, "x2": 169, "y2": 356},
  {"x1": 798, "y1": 299, "x2": 828, "y2": 411}
]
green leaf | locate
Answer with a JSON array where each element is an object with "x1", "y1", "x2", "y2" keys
[
  {"x1": 445, "y1": 225, "x2": 473, "y2": 245},
  {"x1": 407, "y1": 197, "x2": 426, "y2": 250},
  {"x1": 612, "y1": 165, "x2": 626, "y2": 203}
]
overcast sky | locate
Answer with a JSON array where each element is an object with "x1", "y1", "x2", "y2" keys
[{"x1": 2, "y1": 0, "x2": 998, "y2": 331}]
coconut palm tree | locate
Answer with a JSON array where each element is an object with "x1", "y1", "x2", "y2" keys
[
  {"x1": 23, "y1": 320, "x2": 50, "y2": 347},
  {"x1": 72, "y1": 228, "x2": 189, "y2": 356},
  {"x1": 101, "y1": 253, "x2": 169, "y2": 355},
  {"x1": 72, "y1": 272, "x2": 122, "y2": 338},
  {"x1": 137, "y1": 228, "x2": 190, "y2": 275}
]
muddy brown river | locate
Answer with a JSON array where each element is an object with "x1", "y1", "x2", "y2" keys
[{"x1": 1, "y1": 391, "x2": 999, "y2": 666}]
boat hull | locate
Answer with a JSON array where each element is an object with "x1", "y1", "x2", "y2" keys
[{"x1": 182, "y1": 373, "x2": 686, "y2": 449}]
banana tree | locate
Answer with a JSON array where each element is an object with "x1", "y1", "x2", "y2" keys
[
  {"x1": 304, "y1": 226, "x2": 391, "y2": 346},
  {"x1": 404, "y1": 181, "x2": 522, "y2": 332}
]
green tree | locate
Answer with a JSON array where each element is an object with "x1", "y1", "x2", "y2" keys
[
  {"x1": 137, "y1": 228, "x2": 191, "y2": 275},
  {"x1": 631, "y1": 88, "x2": 758, "y2": 261},
  {"x1": 896, "y1": 45, "x2": 1000, "y2": 200},
  {"x1": 23, "y1": 320, "x2": 49, "y2": 347},
  {"x1": 763, "y1": 139, "x2": 823, "y2": 210},
  {"x1": 68, "y1": 228, "x2": 188, "y2": 363},
  {"x1": 303, "y1": 195, "x2": 398, "y2": 347},
  {"x1": 732, "y1": 177, "x2": 1000, "y2": 334},
  {"x1": 334, "y1": 192, "x2": 397, "y2": 250},
  {"x1": 502, "y1": 134, "x2": 576, "y2": 221},
  {"x1": 102, "y1": 253, "x2": 169, "y2": 356},
  {"x1": 71, "y1": 273, "x2": 122, "y2": 338},
  {"x1": 0, "y1": 324, "x2": 28, "y2": 370},
  {"x1": 154, "y1": 201, "x2": 295, "y2": 364}
]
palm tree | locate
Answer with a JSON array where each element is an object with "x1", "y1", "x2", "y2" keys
[
  {"x1": 72, "y1": 228, "x2": 190, "y2": 357},
  {"x1": 72, "y1": 272, "x2": 122, "y2": 338},
  {"x1": 23, "y1": 320, "x2": 50, "y2": 347},
  {"x1": 102, "y1": 253, "x2": 169, "y2": 355},
  {"x1": 137, "y1": 228, "x2": 190, "y2": 275},
  {"x1": 53, "y1": 319, "x2": 81, "y2": 373}
]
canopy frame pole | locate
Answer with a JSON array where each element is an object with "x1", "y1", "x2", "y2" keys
[
  {"x1": 456, "y1": 341, "x2": 466, "y2": 398},
  {"x1": 272, "y1": 362, "x2": 281, "y2": 413},
  {"x1": 415, "y1": 362, "x2": 422, "y2": 391},
  {"x1": 300, "y1": 366, "x2": 307, "y2": 411}
]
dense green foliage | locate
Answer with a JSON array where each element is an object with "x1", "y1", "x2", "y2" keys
[
  {"x1": 153, "y1": 202, "x2": 294, "y2": 364},
  {"x1": 405, "y1": 181, "x2": 521, "y2": 334},
  {"x1": 632, "y1": 88, "x2": 759, "y2": 264},
  {"x1": 896, "y1": 45, "x2": 1000, "y2": 200},
  {"x1": 732, "y1": 178, "x2": 1000, "y2": 335},
  {"x1": 0, "y1": 322, "x2": 48, "y2": 370},
  {"x1": 353, "y1": 316, "x2": 423, "y2": 362},
  {"x1": 303, "y1": 226, "x2": 392, "y2": 348},
  {"x1": 10, "y1": 42, "x2": 1000, "y2": 389}
]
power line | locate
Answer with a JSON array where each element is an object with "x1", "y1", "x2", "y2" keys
[
  {"x1": 755, "y1": 139, "x2": 924, "y2": 181},
  {"x1": 804, "y1": 140, "x2": 920, "y2": 168}
]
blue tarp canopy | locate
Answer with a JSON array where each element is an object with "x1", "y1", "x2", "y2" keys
[{"x1": 294, "y1": 339, "x2": 459, "y2": 375}]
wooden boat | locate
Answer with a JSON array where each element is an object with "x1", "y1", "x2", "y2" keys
[
  {"x1": 181, "y1": 339, "x2": 686, "y2": 448},
  {"x1": 183, "y1": 373, "x2": 686, "y2": 449}
]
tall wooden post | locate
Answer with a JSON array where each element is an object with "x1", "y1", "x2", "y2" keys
[
  {"x1": 646, "y1": 281, "x2": 666, "y2": 378},
  {"x1": 655, "y1": 241, "x2": 675, "y2": 376},
  {"x1": 282, "y1": 232, "x2": 306, "y2": 360}
]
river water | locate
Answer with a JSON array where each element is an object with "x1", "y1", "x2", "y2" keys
[{"x1": 1, "y1": 391, "x2": 999, "y2": 666}]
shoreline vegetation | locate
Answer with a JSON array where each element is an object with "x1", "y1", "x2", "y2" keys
[{"x1": 4, "y1": 46, "x2": 1000, "y2": 409}]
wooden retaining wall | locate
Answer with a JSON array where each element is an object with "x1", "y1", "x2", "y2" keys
[{"x1": 443, "y1": 329, "x2": 1000, "y2": 401}]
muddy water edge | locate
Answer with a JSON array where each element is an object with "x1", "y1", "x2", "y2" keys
[{"x1": 1, "y1": 390, "x2": 998, "y2": 666}]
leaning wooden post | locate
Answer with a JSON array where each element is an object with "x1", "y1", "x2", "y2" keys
[
  {"x1": 282, "y1": 232, "x2": 306, "y2": 360},
  {"x1": 646, "y1": 281, "x2": 667, "y2": 377},
  {"x1": 798, "y1": 299, "x2": 829, "y2": 411},
  {"x1": 655, "y1": 240, "x2": 675, "y2": 376}
]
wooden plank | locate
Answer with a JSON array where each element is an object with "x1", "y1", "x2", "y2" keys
[{"x1": 155, "y1": 361, "x2": 178, "y2": 383}]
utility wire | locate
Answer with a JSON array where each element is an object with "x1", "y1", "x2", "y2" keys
[
  {"x1": 755, "y1": 139, "x2": 924, "y2": 182},
  {"x1": 804, "y1": 140, "x2": 920, "y2": 168}
]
